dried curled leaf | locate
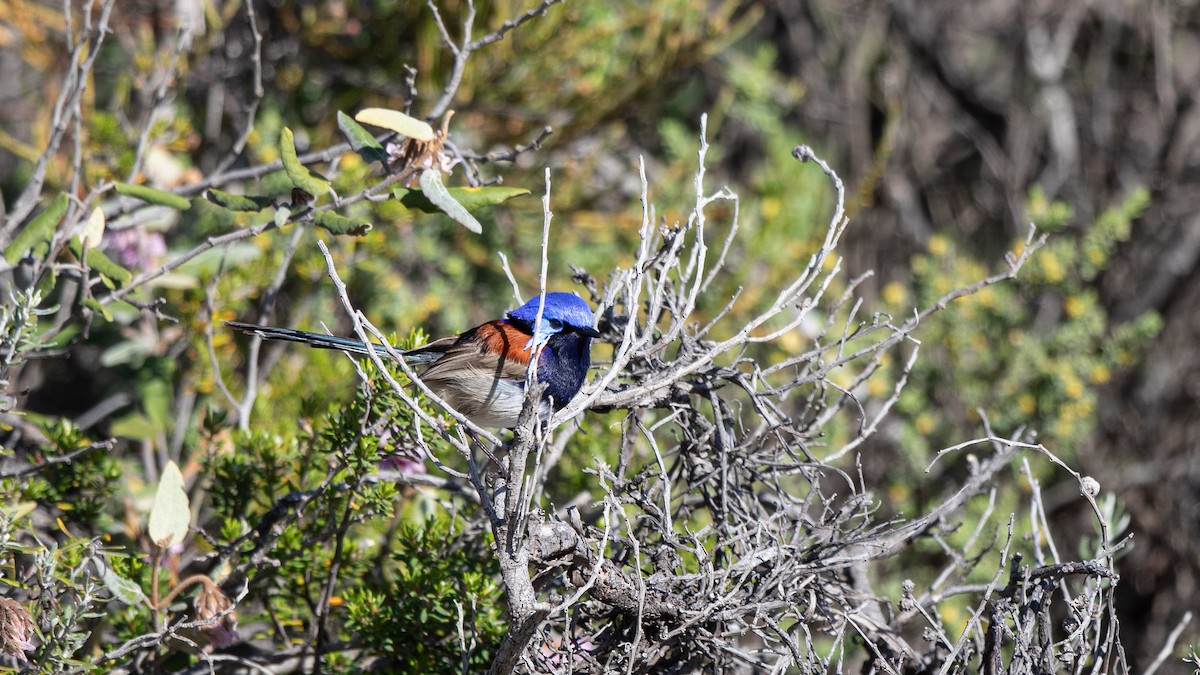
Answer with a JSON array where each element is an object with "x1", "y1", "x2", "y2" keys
[
  {"x1": 314, "y1": 211, "x2": 372, "y2": 236},
  {"x1": 114, "y1": 182, "x2": 192, "y2": 210},
  {"x1": 205, "y1": 189, "x2": 274, "y2": 212},
  {"x1": 354, "y1": 107, "x2": 436, "y2": 141}
]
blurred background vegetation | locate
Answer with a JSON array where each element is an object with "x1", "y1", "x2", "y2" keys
[{"x1": 1, "y1": 0, "x2": 1197, "y2": 670}]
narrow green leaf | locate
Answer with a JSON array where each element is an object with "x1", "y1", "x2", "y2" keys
[
  {"x1": 114, "y1": 182, "x2": 191, "y2": 210},
  {"x1": 82, "y1": 296, "x2": 113, "y2": 322},
  {"x1": 314, "y1": 211, "x2": 372, "y2": 236},
  {"x1": 205, "y1": 189, "x2": 273, "y2": 212},
  {"x1": 355, "y1": 108, "x2": 435, "y2": 141},
  {"x1": 279, "y1": 127, "x2": 332, "y2": 197},
  {"x1": 68, "y1": 237, "x2": 133, "y2": 286},
  {"x1": 393, "y1": 185, "x2": 530, "y2": 214},
  {"x1": 4, "y1": 192, "x2": 68, "y2": 264},
  {"x1": 0, "y1": 501, "x2": 36, "y2": 521},
  {"x1": 337, "y1": 111, "x2": 387, "y2": 163},
  {"x1": 417, "y1": 170, "x2": 482, "y2": 234},
  {"x1": 148, "y1": 460, "x2": 190, "y2": 549}
]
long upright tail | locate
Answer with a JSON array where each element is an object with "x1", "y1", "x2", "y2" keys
[{"x1": 225, "y1": 321, "x2": 395, "y2": 358}]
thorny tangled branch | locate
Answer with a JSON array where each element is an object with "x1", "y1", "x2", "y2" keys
[{"x1": 325, "y1": 116, "x2": 1133, "y2": 674}]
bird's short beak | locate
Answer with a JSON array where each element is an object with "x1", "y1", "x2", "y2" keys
[{"x1": 578, "y1": 325, "x2": 602, "y2": 338}]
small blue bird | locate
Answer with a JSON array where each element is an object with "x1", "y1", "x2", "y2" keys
[{"x1": 227, "y1": 292, "x2": 600, "y2": 428}]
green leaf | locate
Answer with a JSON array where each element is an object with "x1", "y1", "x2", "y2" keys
[
  {"x1": 205, "y1": 189, "x2": 274, "y2": 212},
  {"x1": 4, "y1": 192, "x2": 68, "y2": 264},
  {"x1": 279, "y1": 127, "x2": 332, "y2": 197},
  {"x1": 337, "y1": 111, "x2": 387, "y2": 163},
  {"x1": 393, "y1": 185, "x2": 530, "y2": 215},
  {"x1": 99, "y1": 558, "x2": 147, "y2": 605},
  {"x1": 355, "y1": 107, "x2": 435, "y2": 141},
  {"x1": 110, "y1": 411, "x2": 158, "y2": 440},
  {"x1": 314, "y1": 211, "x2": 372, "y2": 236},
  {"x1": 0, "y1": 501, "x2": 36, "y2": 521},
  {"x1": 82, "y1": 296, "x2": 113, "y2": 322},
  {"x1": 141, "y1": 377, "x2": 171, "y2": 434},
  {"x1": 415, "y1": 170, "x2": 482, "y2": 234},
  {"x1": 175, "y1": 242, "x2": 261, "y2": 276},
  {"x1": 148, "y1": 460, "x2": 190, "y2": 549},
  {"x1": 68, "y1": 237, "x2": 134, "y2": 286},
  {"x1": 100, "y1": 336, "x2": 153, "y2": 367},
  {"x1": 114, "y1": 182, "x2": 191, "y2": 210},
  {"x1": 274, "y1": 205, "x2": 292, "y2": 228},
  {"x1": 149, "y1": 272, "x2": 199, "y2": 290}
]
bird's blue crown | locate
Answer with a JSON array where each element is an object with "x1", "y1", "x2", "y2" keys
[
  {"x1": 506, "y1": 293, "x2": 593, "y2": 329},
  {"x1": 506, "y1": 293, "x2": 596, "y2": 348}
]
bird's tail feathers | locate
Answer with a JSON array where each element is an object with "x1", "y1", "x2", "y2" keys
[{"x1": 225, "y1": 321, "x2": 395, "y2": 358}]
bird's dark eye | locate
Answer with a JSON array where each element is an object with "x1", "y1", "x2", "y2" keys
[{"x1": 548, "y1": 318, "x2": 564, "y2": 330}]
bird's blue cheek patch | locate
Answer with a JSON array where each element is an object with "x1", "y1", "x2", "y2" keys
[{"x1": 526, "y1": 317, "x2": 562, "y2": 351}]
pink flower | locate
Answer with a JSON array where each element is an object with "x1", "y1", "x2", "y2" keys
[
  {"x1": 103, "y1": 227, "x2": 167, "y2": 269},
  {"x1": 194, "y1": 583, "x2": 238, "y2": 650},
  {"x1": 374, "y1": 426, "x2": 427, "y2": 476},
  {"x1": 0, "y1": 597, "x2": 35, "y2": 656},
  {"x1": 377, "y1": 451, "x2": 426, "y2": 475}
]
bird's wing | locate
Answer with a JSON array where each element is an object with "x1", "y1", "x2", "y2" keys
[
  {"x1": 407, "y1": 322, "x2": 536, "y2": 426},
  {"x1": 412, "y1": 321, "x2": 532, "y2": 384}
]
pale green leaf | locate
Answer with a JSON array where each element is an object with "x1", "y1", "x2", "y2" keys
[
  {"x1": 355, "y1": 107, "x2": 435, "y2": 141},
  {"x1": 99, "y1": 558, "x2": 147, "y2": 605},
  {"x1": 148, "y1": 460, "x2": 190, "y2": 549},
  {"x1": 100, "y1": 336, "x2": 153, "y2": 367},
  {"x1": 80, "y1": 207, "x2": 105, "y2": 250},
  {"x1": 149, "y1": 272, "x2": 199, "y2": 290},
  {"x1": 418, "y1": 169, "x2": 482, "y2": 234},
  {"x1": 393, "y1": 185, "x2": 530, "y2": 214}
]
